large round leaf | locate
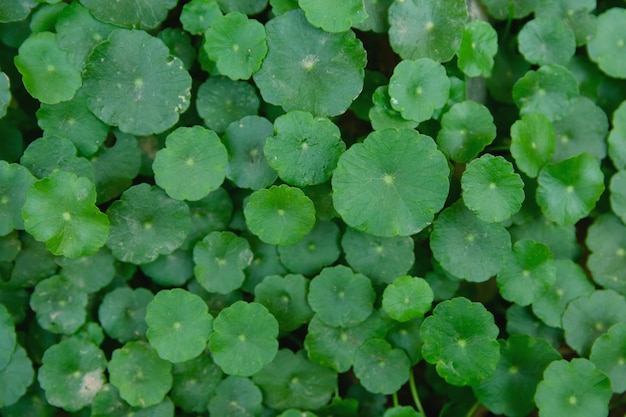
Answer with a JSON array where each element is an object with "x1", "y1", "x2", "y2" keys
[
  {"x1": 298, "y1": 0, "x2": 367, "y2": 32},
  {"x1": 83, "y1": 29, "x2": 191, "y2": 136},
  {"x1": 332, "y1": 128, "x2": 449, "y2": 237},
  {"x1": 587, "y1": 8, "x2": 626, "y2": 79},
  {"x1": 253, "y1": 9, "x2": 366, "y2": 117}
]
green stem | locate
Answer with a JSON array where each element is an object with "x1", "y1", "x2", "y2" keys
[
  {"x1": 501, "y1": 3, "x2": 515, "y2": 43},
  {"x1": 465, "y1": 401, "x2": 480, "y2": 417},
  {"x1": 408, "y1": 372, "x2": 426, "y2": 417},
  {"x1": 392, "y1": 392, "x2": 400, "y2": 408}
]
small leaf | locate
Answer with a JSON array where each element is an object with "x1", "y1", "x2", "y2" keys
[
  {"x1": 0, "y1": 0, "x2": 36, "y2": 23},
  {"x1": 277, "y1": 220, "x2": 341, "y2": 276},
  {"x1": 57, "y1": 247, "x2": 116, "y2": 293},
  {"x1": 208, "y1": 376, "x2": 263, "y2": 416},
  {"x1": 80, "y1": 0, "x2": 177, "y2": 29},
  {"x1": 518, "y1": 17, "x2": 576, "y2": 66},
  {"x1": 369, "y1": 85, "x2": 418, "y2": 131},
  {"x1": 254, "y1": 274, "x2": 314, "y2": 332},
  {"x1": 536, "y1": 153, "x2": 605, "y2": 225},
  {"x1": 180, "y1": 0, "x2": 222, "y2": 34},
  {"x1": 590, "y1": 322, "x2": 626, "y2": 394},
  {"x1": 153, "y1": 126, "x2": 228, "y2": 201},
  {"x1": 98, "y1": 287, "x2": 153, "y2": 344},
  {"x1": 382, "y1": 276, "x2": 433, "y2": 322},
  {"x1": 0, "y1": 344, "x2": 34, "y2": 408},
  {"x1": 332, "y1": 128, "x2": 449, "y2": 237},
  {"x1": 0, "y1": 161, "x2": 36, "y2": 235},
  {"x1": 457, "y1": 20, "x2": 498, "y2": 77},
  {"x1": 535, "y1": 359, "x2": 612, "y2": 417},
  {"x1": 196, "y1": 77, "x2": 260, "y2": 133},
  {"x1": 587, "y1": 8, "x2": 626, "y2": 79},
  {"x1": 244, "y1": 184, "x2": 316, "y2": 246},
  {"x1": 38, "y1": 338, "x2": 106, "y2": 411},
  {"x1": 203, "y1": 12, "x2": 267, "y2": 80},
  {"x1": 353, "y1": 339, "x2": 411, "y2": 395},
  {"x1": 30, "y1": 275, "x2": 87, "y2": 335},
  {"x1": 510, "y1": 113, "x2": 555, "y2": 178},
  {"x1": 421, "y1": 297, "x2": 500, "y2": 386},
  {"x1": 298, "y1": 0, "x2": 367, "y2": 33},
  {"x1": 388, "y1": 58, "x2": 450, "y2": 124},
  {"x1": 209, "y1": 301, "x2": 279, "y2": 376},
  {"x1": 146, "y1": 289, "x2": 214, "y2": 363},
  {"x1": 171, "y1": 355, "x2": 223, "y2": 412},
  {"x1": 307, "y1": 265, "x2": 375, "y2": 328}
]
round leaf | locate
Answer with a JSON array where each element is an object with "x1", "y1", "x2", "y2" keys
[
  {"x1": 307, "y1": 265, "x2": 375, "y2": 328},
  {"x1": 91, "y1": 385, "x2": 175, "y2": 417},
  {"x1": 353, "y1": 339, "x2": 411, "y2": 395},
  {"x1": 21, "y1": 170, "x2": 109, "y2": 258},
  {"x1": 153, "y1": 126, "x2": 228, "y2": 201},
  {"x1": 146, "y1": 289, "x2": 214, "y2": 363},
  {"x1": 108, "y1": 341, "x2": 172, "y2": 408},
  {"x1": 586, "y1": 214, "x2": 626, "y2": 296},
  {"x1": 14, "y1": 31, "x2": 81, "y2": 104},
  {"x1": 388, "y1": 0, "x2": 467, "y2": 62},
  {"x1": 388, "y1": 58, "x2": 450, "y2": 124},
  {"x1": 0, "y1": 344, "x2": 34, "y2": 408},
  {"x1": 332, "y1": 128, "x2": 449, "y2": 237},
  {"x1": 106, "y1": 184, "x2": 191, "y2": 265},
  {"x1": 298, "y1": 0, "x2": 367, "y2": 33},
  {"x1": 38, "y1": 338, "x2": 106, "y2": 412},
  {"x1": 0, "y1": 161, "x2": 36, "y2": 235},
  {"x1": 264, "y1": 110, "x2": 345, "y2": 187},
  {"x1": 171, "y1": 355, "x2": 223, "y2": 413},
  {"x1": 590, "y1": 322, "x2": 626, "y2": 393},
  {"x1": 57, "y1": 248, "x2": 116, "y2": 293},
  {"x1": 277, "y1": 220, "x2": 341, "y2": 276},
  {"x1": 193, "y1": 231, "x2": 253, "y2": 294},
  {"x1": 430, "y1": 201, "x2": 511, "y2": 283},
  {"x1": 141, "y1": 249, "x2": 194, "y2": 287},
  {"x1": 369, "y1": 85, "x2": 418, "y2": 131},
  {"x1": 535, "y1": 358, "x2": 612, "y2": 417},
  {"x1": 196, "y1": 77, "x2": 260, "y2": 133},
  {"x1": 587, "y1": 8, "x2": 626, "y2": 79},
  {"x1": 436, "y1": 100, "x2": 496, "y2": 162},
  {"x1": 203, "y1": 12, "x2": 267, "y2": 80},
  {"x1": 208, "y1": 376, "x2": 263, "y2": 417},
  {"x1": 518, "y1": 17, "x2": 576, "y2": 66},
  {"x1": 510, "y1": 113, "x2": 556, "y2": 178},
  {"x1": 98, "y1": 287, "x2": 153, "y2": 344},
  {"x1": 253, "y1": 9, "x2": 367, "y2": 117},
  {"x1": 382, "y1": 276, "x2": 433, "y2": 322},
  {"x1": 457, "y1": 20, "x2": 498, "y2": 77},
  {"x1": 254, "y1": 274, "x2": 314, "y2": 332},
  {"x1": 208, "y1": 301, "x2": 279, "y2": 376},
  {"x1": 244, "y1": 184, "x2": 316, "y2": 246},
  {"x1": 536, "y1": 152, "x2": 605, "y2": 225},
  {"x1": 30, "y1": 275, "x2": 88, "y2": 335},
  {"x1": 461, "y1": 154, "x2": 525, "y2": 223},
  {"x1": 421, "y1": 297, "x2": 500, "y2": 386},
  {"x1": 497, "y1": 239, "x2": 556, "y2": 306},
  {"x1": 180, "y1": 0, "x2": 223, "y2": 35},
  {"x1": 83, "y1": 29, "x2": 191, "y2": 136},
  {"x1": 80, "y1": 0, "x2": 177, "y2": 29}
]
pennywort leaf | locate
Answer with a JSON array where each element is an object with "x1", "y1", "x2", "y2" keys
[
  {"x1": 298, "y1": 0, "x2": 367, "y2": 32},
  {"x1": 510, "y1": 113, "x2": 556, "y2": 178},
  {"x1": 587, "y1": 8, "x2": 626, "y2": 79},
  {"x1": 80, "y1": 0, "x2": 177, "y2": 29},
  {"x1": 382, "y1": 276, "x2": 433, "y2": 322}
]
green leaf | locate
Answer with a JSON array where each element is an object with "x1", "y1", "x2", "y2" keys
[
  {"x1": 208, "y1": 376, "x2": 263, "y2": 416},
  {"x1": 97, "y1": 287, "x2": 153, "y2": 343},
  {"x1": 244, "y1": 184, "x2": 316, "y2": 246},
  {"x1": 20, "y1": 136, "x2": 93, "y2": 180},
  {"x1": 421, "y1": 297, "x2": 500, "y2": 386},
  {"x1": 610, "y1": 170, "x2": 626, "y2": 224},
  {"x1": 353, "y1": 338, "x2": 411, "y2": 395},
  {"x1": 518, "y1": 17, "x2": 576, "y2": 66},
  {"x1": 252, "y1": 349, "x2": 337, "y2": 411},
  {"x1": 609, "y1": 101, "x2": 626, "y2": 170},
  {"x1": 153, "y1": 126, "x2": 227, "y2": 201},
  {"x1": 506, "y1": 305, "x2": 563, "y2": 350},
  {"x1": 9, "y1": 234, "x2": 58, "y2": 288},
  {"x1": 562, "y1": 289, "x2": 626, "y2": 356},
  {"x1": 83, "y1": 29, "x2": 191, "y2": 136},
  {"x1": 80, "y1": 0, "x2": 177, "y2": 29},
  {"x1": 535, "y1": 358, "x2": 612, "y2": 417},
  {"x1": 461, "y1": 154, "x2": 525, "y2": 223},
  {"x1": 307, "y1": 265, "x2": 375, "y2": 328},
  {"x1": 590, "y1": 322, "x2": 626, "y2": 393},
  {"x1": 536, "y1": 153, "x2": 605, "y2": 225},
  {"x1": 531, "y1": 259, "x2": 595, "y2": 328},
  {"x1": 382, "y1": 276, "x2": 433, "y2": 322},
  {"x1": 106, "y1": 184, "x2": 191, "y2": 265},
  {"x1": 0, "y1": 304, "x2": 16, "y2": 370},
  {"x1": 0, "y1": 0, "x2": 36, "y2": 23},
  {"x1": 196, "y1": 77, "x2": 260, "y2": 133},
  {"x1": 186, "y1": 187, "x2": 233, "y2": 245},
  {"x1": 158, "y1": 28, "x2": 196, "y2": 70},
  {"x1": 369, "y1": 85, "x2": 418, "y2": 131},
  {"x1": 510, "y1": 113, "x2": 556, "y2": 177},
  {"x1": 209, "y1": 301, "x2": 279, "y2": 376},
  {"x1": 304, "y1": 312, "x2": 386, "y2": 372},
  {"x1": 298, "y1": 0, "x2": 367, "y2": 33},
  {"x1": 146, "y1": 289, "x2": 213, "y2": 363},
  {"x1": 171, "y1": 355, "x2": 222, "y2": 412},
  {"x1": 254, "y1": 273, "x2": 314, "y2": 332},
  {"x1": 180, "y1": 0, "x2": 223, "y2": 34},
  {"x1": 509, "y1": 215, "x2": 579, "y2": 260},
  {"x1": 30, "y1": 275, "x2": 87, "y2": 334},
  {"x1": 456, "y1": 20, "x2": 498, "y2": 77},
  {"x1": 14, "y1": 31, "x2": 81, "y2": 104},
  {"x1": 140, "y1": 249, "x2": 194, "y2": 287},
  {"x1": 512, "y1": 64, "x2": 579, "y2": 121},
  {"x1": 108, "y1": 341, "x2": 172, "y2": 408},
  {"x1": 332, "y1": 128, "x2": 449, "y2": 237},
  {"x1": 387, "y1": 318, "x2": 424, "y2": 365},
  {"x1": 473, "y1": 335, "x2": 561, "y2": 417},
  {"x1": 587, "y1": 8, "x2": 626, "y2": 79},
  {"x1": 497, "y1": 239, "x2": 556, "y2": 306},
  {"x1": 38, "y1": 338, "x2": 106, "y2": 411},
  {"x1": 222, "y1": 115, "x2": 277, "y2": 190},
  {"x1": 0, "y1": 344, "x2": 34, "y2": 408},
  {"x1": 193, "y1": 231, "x2": 253, "y2": 294},
  {"x1": 0, "y1": 161, "x2": 36, "y2": 236},
  {"x1": 277, "y1": 220, "x2": 341, "y2": 276},
  {"x1": 253, "y1": 9, "x2": 366, "y2": 117},
  {"x1": 388, "y1": 0, "x2": 467, "y2": 62},
  {"x1": 56, "y1": 247, "x2": 115, "y2": 293},
  {"x1": 481, "y1": 0, "x2": 536, "y2": 20},
  {"x1": 430, "y1": 201, "x2": 511, "y2": 283},
  {"x1": 203, "y1": 12, "x2": 267, "y2": 80},
  {"x1": 436, "y1": 101, "x2": 496, "y2": 162},
  {"x1": 91, "y1": 385, "x2": 175, "y2": 417},
  {"x1": 383, "y1": 407, "x2": 421, "y2": 417},
  {"x1": 216, "y1": 0, "x2": 268, "y2": 15},
  {"x1": 353, "y1": 0, "x2": 393, "y2": 33},
  {"x1": 264, "y1": 111, "x2": 345, "y2": 187},
  {"x1": 388, "y1": 59, "x2": 450, "y2": 124}
]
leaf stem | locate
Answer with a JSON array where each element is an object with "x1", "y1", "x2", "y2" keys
[
  {"x1": 465, "y1": 401, "x2": 480, "y2": 417},
  {"x1": 392, "y1": 392, "x2": 400, "y2": 407},
  {"x1": 501, "y1": 3, "x2": 515, "y2": 43},
  {"x1": 408, "y1": 371, "x2": 426, "y2": 417}
]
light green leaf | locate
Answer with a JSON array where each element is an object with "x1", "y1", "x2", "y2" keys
[
  {"x1": 0, "y1": 0, "x2": 36, "y2": 23},
  {"x1": 332, "y1": 128, "x2": 449, "y2": 237},
  {"x1": 83, "y1": 29, "x2": 191, "y2": 136},
  {"x1": 80, "y1": 0, "x2": 177, "y2": 29},
  {"x1": 253, "y1": 9, "x2": 366, "y2": 117},
  {"x1": 369, "y1": 85, "x2": 418, "y2": 131},
  {"x1": 153, "y1": 126, "x2": 227, "y2": 201},
  {"x1": 382, "y1": 276, "x2": 433, "y2": 322},
  {"x1": 457, "y1": 20, "x2": 498, "y2": 77},
  {"x1": 180, "y1": 0, "x2": 223, "y2": 34},
  {"x1": 298, "y1": 0, "x2": 367, "y2": 32},
  {"x1": 0, "y1": 72, "x2": 10, "y2": 118},
  {"x1": 510, "y1": 113, "x2": 556, "y2": 177}
]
